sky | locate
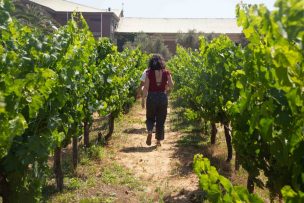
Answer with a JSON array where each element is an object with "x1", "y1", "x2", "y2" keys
[{"x1": 70, "y1": 0, "x2": 276, "y2": 18}]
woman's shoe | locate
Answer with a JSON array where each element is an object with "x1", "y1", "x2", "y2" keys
[
  {"x1": 156, "y1": 140, "x2": 161, "y2": 147},
  {"x1": 146, "y1": 133, "x2": 152, "y2": 146}
]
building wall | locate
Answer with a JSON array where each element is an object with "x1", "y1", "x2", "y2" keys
[
  {"x1": 85, "y1": 13, "x2": 102, "y2": 38},
  {"x1": 160, "y1": 33, "x2": 177, "y2": 53},
  {"x1": 46, "y1": 9, "x2": 116, "y2": 39},
  {"x1": 102, "y1": 14, "x2": 116, "y2": 39},
  {"x1": 226, "y1": 33, "x2": 245, "y2": 43},
  {"x1": 164, "y1": 40, "x2": 177, "y2": 53}
]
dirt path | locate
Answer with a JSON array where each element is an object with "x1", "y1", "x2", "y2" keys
[{"x1": 113, "y1": 102, "x2": 202, "y2": 203}]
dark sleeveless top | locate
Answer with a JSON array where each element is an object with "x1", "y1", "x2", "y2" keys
[{"x1": 147, "y1": 69, "x2": 170, "y2": 92}]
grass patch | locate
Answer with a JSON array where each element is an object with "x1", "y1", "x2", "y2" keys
[
  {"x1": 61, "y1": 152, "x2": 74, "y2": 177},
  {"x1": 44, "y1": 159, "x2": 142, "y2": 202},
  {"x1": 138, "y1": 186, "x2": 167, "y2": 203},
  {"x1": 79, "y1": 145, "x2": 106, "y2": 166},
  {"x1": 66, "y1": 177, "x2": 82, "y2": 190},
  {"x1": 44, "y1": 142, "x2": 142, "y2": 202},
  {"x1": 177, "y1": 134, "x2": 205, "y2": 147},
  {"x1": 51, "y1": 192, "x2": 75, "y2": 203},
  {"x1": 101, "y1": 163, "x2": 142, "y2": 190},
  {"x1": 155, "y1": 186, "x2": 165, "y2": 203},
  {"x1": 79, "y1": 155, "x2": 90, "y2": 165},
  {"x1": 79, "y1": 197, "x2": 116, "y2": 203},
  {"x1": 87, "y1": 145, "x2": 106, "y2": 160}
]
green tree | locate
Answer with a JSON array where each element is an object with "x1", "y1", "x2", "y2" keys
[
  {"x1": 176, "y1": 29, "x2": 200, "y2": 50},
  {"x1": 177, "y1": 30, "x2": 217, "y2": 50},
  {"x1": 123, "y1": 33, "x2": 171, "y2": 60}
]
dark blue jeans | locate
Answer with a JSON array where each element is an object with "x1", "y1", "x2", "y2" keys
[{"x1": 146, "y1": 92, "x2": 168, "y2": 141}]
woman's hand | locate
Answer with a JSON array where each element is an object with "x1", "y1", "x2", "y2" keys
[
  {"x1": 136, "y1": 82, "x2": 145, "y2": 99},
  {"x1": 141, "y1": 98, "x2": 145, "y2": 109}
]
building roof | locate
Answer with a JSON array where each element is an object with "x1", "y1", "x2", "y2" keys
[
  {"x1": 116, "y1": 18, "x2": 242, "y2": 34},
  {"x1": 29, "y1": 0, "x2": 121, "y2": 17}
]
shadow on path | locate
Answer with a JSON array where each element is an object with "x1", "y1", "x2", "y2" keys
[
  {"x1": 123, "y1": 127, "x2": 146, "y2": 135},
  {"x1": 172, "y1": 131, "x2": 232, "y2": 177},
  {"x1": 120, "y1": 146, "x2": 157, "y2": 153},
  {"x1": 164, "y1": 188, "x2": 204, "y2": 203}
]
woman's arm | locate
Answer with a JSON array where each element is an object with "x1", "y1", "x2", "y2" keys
[
  {"x1": 136, "y1": 81, "x2": 144, "y2": 98},
  {"x1": 136, "y1": 70, "x2": 147, "y2": 98},
  {"x1": 143, "y1": 76, "x2": 149, "y2": 98},
  {"x1": 167, "y1": 73, "x2": 174, "y2": 90},
  {"x1": 141, "y1": 77, "x2": 149, "y2": 108}
]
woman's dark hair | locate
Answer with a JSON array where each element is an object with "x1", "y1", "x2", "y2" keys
[{"x1": 149, "y1": 54, "x2": 165, "y2": 70}]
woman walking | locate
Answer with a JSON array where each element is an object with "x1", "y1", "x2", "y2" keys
[{"x1": 142, "y1": 54, "x2": 174, "y2": 146}]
